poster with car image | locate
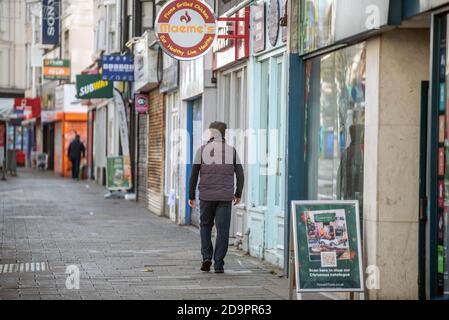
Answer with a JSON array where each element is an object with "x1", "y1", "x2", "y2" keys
[{"x1": 291, "y1": 201, "x2": 364, "y2": 293}]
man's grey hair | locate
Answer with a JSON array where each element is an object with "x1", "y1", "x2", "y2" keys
[{"x1": 209, "y1": 121, "x2": 227, "y2": 138}]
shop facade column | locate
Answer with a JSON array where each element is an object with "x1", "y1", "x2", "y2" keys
[{"x1": 364, "y1": 29, "x2": 430, "y2": 299}]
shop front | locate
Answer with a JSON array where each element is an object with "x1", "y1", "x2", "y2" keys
[
  {"x1": 133, "y1": 31, "x2": 163, "y2": 214},
  {"x1": 247, "y1": 0, "x2": 288, "y2": 267},
  {"x1": 397, "y1": 0, "x2": 449, "y2": 300},
  {"x1": 54, "y1": 84, "x2": 88, "y2": 177},
  {"x1": 289, "y1": 0, "x2": 430, "y2": 299},
  {"x1": 161, "y1": 52, "x2": 181, "y2": 223},
  {"x1": 41, "y1": 81, "x2": 59, "y2": 171},
  {"x1": 11, "y1": 98, "x2": 41, "y2": 168},
  {"x1": 418, "y1": 3, "x2": 449, "y2": 300},
  {"x1": 212, "y1": 2, "x2": 250, "y2": 246}
]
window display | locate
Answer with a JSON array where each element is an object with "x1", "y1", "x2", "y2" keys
[
  {"x1": 304, "y1": 43, "x2": 366, "y2": 215},
  {"x1": 436, "y1": 16, "x2": 449, "y2": 296}
]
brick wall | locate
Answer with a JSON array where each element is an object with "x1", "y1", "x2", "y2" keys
[{"x1": 147, "y1": 89, "x2": 165, "y2": 215}]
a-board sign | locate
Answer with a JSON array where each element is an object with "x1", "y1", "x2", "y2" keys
[
  {"x1": 291, "y1": 200, "x2": 364, "y2": 294},
  {"x1": 106, "y1": 156, "x2": 132, "y2": 191}
]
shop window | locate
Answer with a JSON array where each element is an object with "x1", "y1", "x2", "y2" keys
[
  {"x1": 141, "y1": 0, "x2": 155, "y2": 33},
  {"x1": 258, "y1": 60, "x2": 270, "y2": 207},
  {"x1": 304, "y1": 43, "x2": 366, "y2": 211},
  {"x1": 107, "y1": 2, "x2": 118, "y2": 53}
]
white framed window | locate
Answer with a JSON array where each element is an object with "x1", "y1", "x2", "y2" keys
[
  {"x1": 105, "y1": 1, "x2": 120, "y2": 53},
  {"x1": 141, "y1": 0, "x2": 155, "y2": 33}
]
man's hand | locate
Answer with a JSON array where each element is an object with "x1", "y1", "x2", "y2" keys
[
  {"x1": 233, "y1": 197, "x2": 241, "y2": 206},
  {"x1": 188, "y1": 200, "x2": 196, "y2": 208}
]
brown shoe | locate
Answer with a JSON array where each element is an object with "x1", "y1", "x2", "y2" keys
[{"x1": 201, "y1": 260, "x2": 212, "y2": 272}]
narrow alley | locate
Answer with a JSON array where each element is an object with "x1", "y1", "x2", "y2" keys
[{"x1": 0, "y1": 169, "x2": 290, "y2": 300}]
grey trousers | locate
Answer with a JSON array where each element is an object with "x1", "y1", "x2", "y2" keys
[{"x1": 200, "y1": 200, "x2": 232, "y2": 269}]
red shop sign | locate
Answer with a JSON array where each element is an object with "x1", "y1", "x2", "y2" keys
[
  {"x1": 212, "y1": 7, "x2": 250, "y2": 70},
  {"x1": 0, "y1": 123, "x2": 5, "y2": 147},
  {"x1": 14, "y1": 98, "x2": 41, "y2": 120}
]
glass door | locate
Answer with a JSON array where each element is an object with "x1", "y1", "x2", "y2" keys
[
  {"x1": 191, "y1": 98, "x2": 202, "y2": 226},
  {"x1": 265, "y1": 55, "x2": 286, "y2": 257}
]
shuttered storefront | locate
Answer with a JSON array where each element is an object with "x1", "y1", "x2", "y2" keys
[
  {"x1": 147, "y1": 89, "x2": 165, "y2": 215},
  {"x1": 137, "y1": 112, "x2": 148, "y2": 206}
]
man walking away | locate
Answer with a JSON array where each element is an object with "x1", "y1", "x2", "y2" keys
[
  {"x1": 188, "y1": 122, "x2": 244, "y2": 274},
  {"x1": 68, "y1": 134, "x2": 85, "y2": 180}
]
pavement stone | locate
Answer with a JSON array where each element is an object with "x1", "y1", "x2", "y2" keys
[{"x1": 0, "y1": 169, "x2": 327, "y2": 300}]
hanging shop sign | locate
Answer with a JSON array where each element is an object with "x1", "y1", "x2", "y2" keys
[
  {"x1": 135, "y1": 94, "x2": 149, "y2": 114},
  {"x1": 213, "y1": 7, "x2": 250, "y2": 70},
  {"x1": 43, "y1": 59, "x2": 71, "y2": 80},
  {"x1": 252, "y1": 3, "x2": 266, "y2": 54},
  {"x1": 155, "y1": 0, "x2": 217, "y2": 61},
  {"x1": 101, "y1": 55, "x2": 135, "y2": 81},
  {"x1": 13, "y1": 98, "x2": 41, "y2": 120},
  {"x1": 268, "y1": 0, "x2": 280, "y2": 47},
  {"x1": 76, "y1": 74, "x2": 113, "y2": 100},
  {"x1": 291, "y1": 200, "x2": 364, "y2": 295},
  {"x1": 106, "y1": 156, "x2": 132, "y2": 191},
  {"x1": 42, "y1": 0, "x2": 60, "y2": 45}
]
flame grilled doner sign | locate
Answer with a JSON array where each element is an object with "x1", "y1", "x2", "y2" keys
[{"x1": 155, "y1": 0, "x2": 217, "y2": 61}]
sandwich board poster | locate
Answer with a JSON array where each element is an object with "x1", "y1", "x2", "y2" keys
[
  {"x1": 291, "y1": 200, "x2": 364, "y2": 294},
  {"x1": 106, "y1": 156, "x2": 132, "y2": 191}
]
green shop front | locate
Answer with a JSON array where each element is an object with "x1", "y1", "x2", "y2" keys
[{"x1": 288, "y1": 0, "x2": 449, "y2": 299}]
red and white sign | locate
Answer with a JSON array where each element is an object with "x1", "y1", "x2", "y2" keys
[
  {"x1": 0, "y1": 123, "x2": 5, "y2": 147},
  {"x1": 212, "y1": 7, "x2": 250, "y2": 70},
  {"x1": 155, "y1": 0, "x2": 217, "y2": 61},
  {"x1": 14, "y1": 98, "x2": 41, "y2": 120}
]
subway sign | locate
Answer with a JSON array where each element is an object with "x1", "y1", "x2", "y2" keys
[
  {"x1": 42, "y1": 0, "x2": 60, "y2": 45},
  {"x1": 76, "y1": 74, "x2": 113, "y2": 100},
  {"x1": 155, "y1": 0, "x2": 217, "y2": 61}
]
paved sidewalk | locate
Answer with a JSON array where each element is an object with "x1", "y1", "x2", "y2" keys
[{"x1": 0, "y1": 169, "x2": 325, "y2": 300}]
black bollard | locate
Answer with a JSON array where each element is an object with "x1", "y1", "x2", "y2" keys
[{"x1": 1, "y1": 159, "x2": 6, "y2": 181}]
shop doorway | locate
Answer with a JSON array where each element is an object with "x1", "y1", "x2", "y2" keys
[
  {"x1": 166, "y1": 92, "x2": 180, "y2": 223},
  {"x1": 257, "y1": 54, "x2": 287, "y2": 264},
  {"x1": 219, "y1": 65, "x2": 248, "y2": 243},
  {"x1": 43, "y1": 123, "x2": 54, "y2": 170},
  {"x1": 186, "y1": 97, "x2": 203, "y2": 226}
]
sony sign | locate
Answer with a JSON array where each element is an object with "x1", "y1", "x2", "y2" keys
[{"x1": 42, "y1": 0, "x2": 60, "y2": 45}]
